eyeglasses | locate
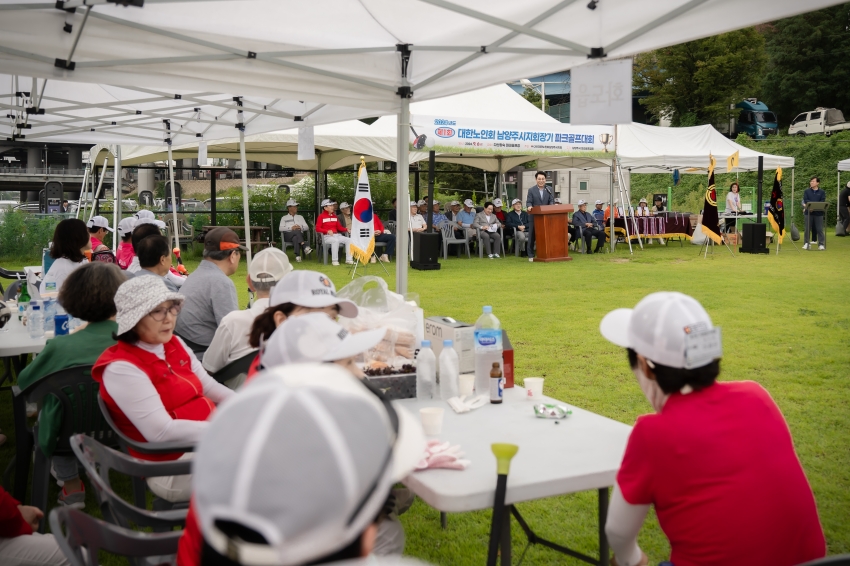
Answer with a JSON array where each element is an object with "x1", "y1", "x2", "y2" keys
[{"x1": 148, "y1": 303, "x2": 182, "y2": 322}]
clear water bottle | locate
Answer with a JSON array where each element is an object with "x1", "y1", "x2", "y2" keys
[
  {"x1": 474, "y1": 306, "x2": 503, "y2": 395},
  {"x1": 29, "y1": 303, "x2": 44, "y2": 340},
  {"x1": 439, "y1": 339, "x2": 460, "y2": 400},
  {"x1": 416, "y1": 340, "x2": 437, "y2": 400},
  {"x1": 43, "y1": 299, "x2": 56, "y2": 333}
]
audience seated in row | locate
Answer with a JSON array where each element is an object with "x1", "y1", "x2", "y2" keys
[
  {"x1": 278, "y1": 199, "x2": 313, "y2": 262},
  {"x1": 132, "y1": 234, "x2": 181, "y2": 291},
  {"x1": 115, "y1": 217, "x2": 137, "y2": 270},
  {"x1": 316, "y1": 198, "x2": 353, "y2": 266},
  {"x1": 472, "y1": 201, "x2": 502, "y2": 258},
  {"x1": 86, "y1": 216, "x2": 112, "y2": 253},
  {"x1": 40, "y1": 219, "x2": 90, "y2": 296},
  {"x1": 0, "y1": 485, "x2": 69, "y2": 566}
]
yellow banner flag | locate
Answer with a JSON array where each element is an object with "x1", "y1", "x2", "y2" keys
[{"x1": 726, "y1": 151, "x2": 739, "y2": 172}]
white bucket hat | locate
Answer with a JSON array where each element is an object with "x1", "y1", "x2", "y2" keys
[
  {"x1": 193, "y1": 363, "x2": 426, "y2": 566},
  {"x1": 87, "y1": 216, "x2": 114, "y2": 232},
  {"x1": 114, "y1": 277, "x2": 183, "y2": 335},
  {"x1": 269, "y1": 270, "x2": 358, "y2": 318},
  {"x1": 248, "y1": 247, "x2": 292, "y2": 284}
]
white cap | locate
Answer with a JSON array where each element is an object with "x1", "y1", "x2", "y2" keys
[
  {"x1": 432, "y1": 200, "x2": 440, "y2": 205},
  {"x1": 136, "y1": 217, "x2": 166, "y2": 229},
  {"x1": 416, "y1": 200, "x2": 426, "y2": 206},
  {"x1": 600, "y1": 292, "x2": 722, "y2": 370},
  {"x1": 511, "y1": 198, "x2": 521, "y2": 205},
  {"x1": 270, "y1": 270, "x2": 358, "y2": 318},
  {"x1": 261, "y1": 312, "x2": 386, "y2": 368},
  {"x1": 463, "y1": 199, "x2": 474, "y2": 208},
  {"x1": 320, "y1": 198, "x2": 336, "y2": 208},
  {"x1": 117, "y1": 217, "x2": 137, "y2": 238},
  {"x1": 450, "y1": 200, "x2": 460, "y2": 206},
  {"x1": 285, "y1": 199, "x2": 298, "y2": 207},
  {"x1": 134, "y1": 209, "x2": 155, "y2": 220},
  {"x1": 493, "y1": 198, "x2": 502, "y2": 207},
  {"x1": 114, "y1": 277, "x2": 183, "y2": 335},
  {"x1": 87, "y1": 216, "x2": 114, "y2": 232},
  {"x1": 595, "y1": 200, "x2": 603, "y2": 205},
  {"x1": 577, "y1": 199, "x2": 586, "y2": 206},
  {"x1": 639, "y1": 197, "x2": 648, "y2": 203},
  {"x1": 340, "y1": 202, "x2": 350, "y2": 210},
  {"x1": 194, "y1": 363, "x2": 426, "y2": 566},
  {"x1": 248, "y1": 247, "x2": 292, "y2": 284}
]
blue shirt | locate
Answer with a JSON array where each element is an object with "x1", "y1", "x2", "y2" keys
[
  {"x1": 456, "y1": 209, "x2": 476, "y2": 228},
  {"x1": 802, "y1": 187, "x2": 826, "y2": 216},
  {"x1": 592, "y1": 208, "x2": 606, "y2": 228},
  {"x1": 430, "y1": 212, "x2": 448, "y2": 227}
]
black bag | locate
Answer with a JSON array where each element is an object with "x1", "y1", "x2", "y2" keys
[
  {"x1": 837, "y1": 219, "x2": 847, "y2": 237},
  {"x1": 790, "y1": 223, "x2": 800, "y2": 241}
]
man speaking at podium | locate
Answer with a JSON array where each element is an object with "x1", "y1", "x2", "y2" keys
[
  {"x1": 802, "y1": 176, "x2": 826, "y2": 250},
  {"x1": 526, "y1": 171, "x2": 554, "y2": 261}
]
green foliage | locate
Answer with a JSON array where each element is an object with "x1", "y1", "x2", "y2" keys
[
  {"x1": 0, "y1": 210, "x2": 64, "y2": 260},
  {"x1": 763, "y1": 3, "x2": 850, "y2": 126},
  {"x1": 520, "y1": 85, "x2": 548, "y2": 112},
  {"x1": 634, "y1": 28, "x2": 767, "y2": 126}
]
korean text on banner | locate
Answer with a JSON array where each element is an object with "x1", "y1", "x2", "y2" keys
[
  {"x1": 570, "y1": 58, "x2": 633, "y2": 125},
  {"x1": 350, "y1": 161, "x2": 375, "y2": 264}
]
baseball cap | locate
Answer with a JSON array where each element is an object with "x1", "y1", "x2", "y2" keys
[
  {"x1": 269, "y1": 270, "x2": 358, "y2": 318},
  {"x1": 600, "y1": 292, "x2": 722, "y2": 370},
  {"x1": 114, "y1": 277, "x2": 183, "y2": 335},
  {"x1": 285, "y1": 199, "x2": 298, "y2": 207},
  {"x1": 417, "y1": 200, "x2": 426, "y2": 206},
  {"x1": 577, "y1": 199, "x2": 586, "y2": 206},
  {"x1": 117, "y1": 217, "x2": 137, "y2": 238},
  {"x1": 595, "y1": 200, "x2": 603, "y2": 205},
  {"x1": 654, "y1": 195, "x2": 663, "y2": 201},
  {"x1": 511, "y1": 198, "x2": 521, "y2": 205},
  {"x1": 204, "y1": 227, "x2": 247, "y2": 253},
  {"x1": 639, "y1": 197, "x2": 647, "y2": 203},
  {"x1": 87, "y1": 216, "x2": 114, "y2": 232},
  {"x1": 248, "y1": 247, "x2": 292, "y2": 284},
  {"x1": 193, "y1": 363, "x2": 427, "y2": 566},
  {"x1": 463, "y1": 199, "x2": 474, "y2": 208},
  {"x1": 135, "y1": 210, "x2": 155, "y2": 220},
  {"x1": 493, "y1": 198, "x2": 502, "y2": 207},
  {"x1": 450, "y1": 200, "x2": 460, "y2": 206},
  {"x1": 261, "y1": 312, "x2": 386, "y2": 368},
  {"x1": 320, "y1": 198, "x2": 336, "y2": 208},
  {"x1": 136, "y1": 217, "x2": 166, "y2": 229},
  {"x1": 432, "y1": 200, "x2": 440, "y2": 205},
  {"x1": 340, "y1": 202, "x2": 350, "y2": 210}
]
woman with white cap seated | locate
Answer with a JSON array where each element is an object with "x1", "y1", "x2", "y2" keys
[
  {"x1": 600, "y1": 292, "x2": 825, "y2": 566},
  {"x1": 279, "y1": 199, "x2": 312, "y2": 262},
  {"x1": 93, "y1": 277, "x2": 234, "y2": 502},
  {"x1": 338, "y1": 201, "x2": 353, "y2": 229},
  {"x1": 635, "y1": 198, "x2": 651, "y2": 217}
]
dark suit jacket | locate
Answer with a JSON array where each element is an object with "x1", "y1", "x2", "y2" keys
[{"x1": 526, "y1": 186, "x2": 554, "y2": 209}]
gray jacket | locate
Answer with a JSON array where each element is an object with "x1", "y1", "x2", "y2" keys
[
  {"x1": 525, "y1": 186, "x2": 554, "y2": 209},
  {"x1": 472, "y1": 211, "x2": 502, "y2": 233}
]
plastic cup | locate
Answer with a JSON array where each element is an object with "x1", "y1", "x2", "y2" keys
[
  {"x1": 524, "y1": 377, "x2": 545, "y2": 401},
  {"x1": 458, "y1": 374, "x2": 475, "y2": 397},
  {"x1": 420, "y1": 407, "x2": 445, "y2": 436}
]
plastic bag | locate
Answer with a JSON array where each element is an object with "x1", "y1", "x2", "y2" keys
[
  {"x1": 836, "y1": 219, "x2": 846, "y2": 237},
  {"x1": 790, "y1": 223, "x2": 800, "y2": 241}
]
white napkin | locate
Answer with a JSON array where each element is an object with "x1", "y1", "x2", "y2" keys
[{"x1": 447, "y1": 395, "x2": 488, "y2": 414}]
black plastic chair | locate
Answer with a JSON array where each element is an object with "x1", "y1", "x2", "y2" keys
[
  {"x1": 173, "y1": 332, "x2": 208, "y2": 359},
  {"x1": 3, "y1": 279, "x2": 22, "y2": 301},
  {"x1": 11, "y1": 365, "x2": 118, "y2": 527},
  {"x1": 210, "y1": 351, "x2": 256, "y2": 385},
  {"x1": 70, "y1": 434, "x2": 189, "y2": 531},
  {"x1": 798, "y1": 556, "x2": 850, "y2": 566},
  {"x1": 50, "y1": 506, "x2": 181, "y2": 566}
]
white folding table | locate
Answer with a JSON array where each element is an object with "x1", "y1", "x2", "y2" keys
[
  {"x1": 398, "y1": 386, "x2": 632, "y2": 566},
  {"x1": 0, "y1": 315, "x2": 46, "y2": 389}
]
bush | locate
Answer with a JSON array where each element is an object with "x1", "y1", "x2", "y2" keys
[{"x1": 0, "y1": 210, "x2": 62, "y2": 261}]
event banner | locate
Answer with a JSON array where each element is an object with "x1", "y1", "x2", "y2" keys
[{"x1": 409, "y1": 115, "x2": 615, "y2": 157}]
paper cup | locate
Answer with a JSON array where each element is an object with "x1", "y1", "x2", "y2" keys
[
  {"x1": 524, "y1": 377, "x2": 544, "y2": 401},
  {"x1": 420, "y1": 407, "x2": 445, "y2": 436},
  {"x1": 458, "y1": 374, "x2": 475, "y2": 397}
]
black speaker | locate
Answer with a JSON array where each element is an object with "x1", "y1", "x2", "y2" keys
[
  {"x1": 739, "y1": 223, "x2": 769, "y2": 254},
  {"x1": 411, "y1": 232, "x2": 441, "y2": 271}
]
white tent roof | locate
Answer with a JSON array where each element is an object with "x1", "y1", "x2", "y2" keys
[
  {"x1": 539, "y1": 123, "x2": 794, "y2": 173},
  {"x1": 839, "y1": 158, "x2": 850, "y2": 172},
  {"x1": 0, "y1": 0, "x2": 842, "y2": 112}
]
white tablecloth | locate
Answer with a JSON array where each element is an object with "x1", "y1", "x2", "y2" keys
[{"x1": 0, "y1": 315, "x2": 46, "y2": 357}]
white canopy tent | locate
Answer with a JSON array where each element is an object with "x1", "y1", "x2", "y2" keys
[{"x1": 1, "y1": 0, "x2": 841, "y2": 292}]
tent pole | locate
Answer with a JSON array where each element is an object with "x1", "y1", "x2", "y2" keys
[
  {"x1": 396, "y1": 95, "x2": 410, "y2": 295},
  {"x1": 113, "y1": 145, "x2": 122, "y2": 252},
  {"x1": 165, "y1": 124, "x2": 180, "y2": 254},
  {"x1": 239, "y1": 129, "x2": 253, "y2": 267},
  {"x1": 791, "y1": 168, "x2": 795, "y2": 225},
  {"x1": 75, "y1": 164, "x2": 89, "y2": 219},
  {"x1": 89, "y1": 156, "x2": 108, "y2": 223},
  {"x1": 609, "y1": 164, "x2": 614, "y2": 252},
  {"x1": 316, "y1": 152, "x2": 323, "y2": 230}
]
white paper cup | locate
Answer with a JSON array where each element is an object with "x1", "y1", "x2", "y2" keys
[
  {"x1": 458, "y1": 374, "x2": 475, "y2": 397},
  {"x1": 524, "y1": 377, "x2": 544, "y2": 401},
  {"x1": 420, "y1": 407, "x2": 445, "y2": 436}
]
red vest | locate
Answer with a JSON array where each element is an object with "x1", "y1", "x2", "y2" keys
[{"x1": 93, "y1": 338, "x2": 215, "y2": 461}]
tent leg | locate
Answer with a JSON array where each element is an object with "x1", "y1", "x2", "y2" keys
[
  {"x1": 609, "y1": 164, "x2": 614, "y2": 253},
  {"x1": 166, "y1": 144, "x2": 180, "y2": 253},
  {"x1": 113, "y1": 146, "x2": 122, "y2": 252},
  {"x1": 239, "y1": 129, "x2": 253, "y2": 266},
  {"x1": 75, "y1": 165, "x2": 89, "y2": 219},
  {"x1": 89, "y1": 156, "x2": 108, "y2": 223},
  {"x1": 395, "y1": 97, "x2": 411, "y2": 295}
]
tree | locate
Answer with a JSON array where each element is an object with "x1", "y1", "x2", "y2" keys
[
  {"x1": 520, "y1": 86, "x2": 548, "y2": 112},
  {"x1": 762, "y1": 3, "x2": 850, "y2": 126},
  {"x1": 634, "y1": 28, "x2": 767, "y2": 126}
]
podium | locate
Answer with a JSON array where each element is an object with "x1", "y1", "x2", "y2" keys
[{"x1": 529, "y1": 204, "x2": 574, "y2": 262}]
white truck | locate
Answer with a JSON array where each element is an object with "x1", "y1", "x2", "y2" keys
[{"x1": 788, "y1": 108, "x2": 850, "y2": 136}]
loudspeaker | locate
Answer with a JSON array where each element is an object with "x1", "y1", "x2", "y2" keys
[
  {"x1": 739, "y1": 222, "x2": 769, "y2": 254},
  {"x1": 411, "y1": 232, "x2": 441, "y2": 271}
]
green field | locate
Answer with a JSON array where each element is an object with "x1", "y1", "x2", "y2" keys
[{"x1": 1, "y1": 234, "x2": 848, "y2": 565}]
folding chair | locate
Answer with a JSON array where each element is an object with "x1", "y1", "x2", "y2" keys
[
  {"x1": 440, "y1": 222, "x2": 471, "y2": 259},
  {"x1": 50, "y1": 506, "x2": 181, "y2": 566},
  {"x1": 316, "y1": 232, "x2": 347, "y2": 265},
  {"x1": 172, "y1": 332, "x2": 207, "y2": 359},
  {"x1": 508, "y1": 230, "x2": 527, "y2": 257},
  {"x1": 281, "y1": 227, "x2": 314, "y2": 260},
  {"x1": 210, "y1": 351, "x2": 256, "y2": 388},
  {"x1": 475, "y1": 226, "x2": 505, "y2": 258}
]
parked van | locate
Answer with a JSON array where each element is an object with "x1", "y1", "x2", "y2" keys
[
  {"x1": 736, "y1": 99, "x2": 778, "y2": 139},
  {"x1": 788, "y1": 108, "x2": 850, "y2": 136}
]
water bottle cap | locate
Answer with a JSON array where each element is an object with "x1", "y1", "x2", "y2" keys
[
  {"x1": 421, "y1": 340, "x2": 431, "y2": 347},
  {"x1": 443, "y1": 339, "x2": 453, "y2": 347},
  {"x1": 32, "y1": 304, "x2": 40, "y2": 310},
  {"x1": 483, "y1": 306, "x2": 492, "y2": 313}
]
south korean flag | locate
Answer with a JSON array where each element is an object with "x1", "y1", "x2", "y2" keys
[{"x1": 350, "y1": 160, "x2": 375, "y2": 264}]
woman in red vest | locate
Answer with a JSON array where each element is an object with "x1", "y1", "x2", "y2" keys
[{"x1": 93, "y1": 277, "x2": 234, "y2": 502}]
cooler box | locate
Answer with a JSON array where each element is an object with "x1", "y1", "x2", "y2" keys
[{"x1": 424, "y1": 316, "x2": 475, "y2": 374}]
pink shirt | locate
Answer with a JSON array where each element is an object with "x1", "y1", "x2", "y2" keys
[{"x1": 116, "y1": 242, "x2": 135, "y2": 270}]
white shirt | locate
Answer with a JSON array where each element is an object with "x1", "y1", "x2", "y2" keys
[
  {"x1": 725, "y1": 191, "x2": 741, "y2": 213},
  {"x1": 101, "y1": 337, "x2": 234, "y2": 444},
  {"x1": 636, "y1": 206, "x2": 651, "y2": 217},
  {"x1": 202, "y1": 297, "x2": 269, "y2": 374},
  {"x1": 40, "y1": 257, "x2": 86, "y2": 296},
  {"x1": 279, "y1": 213, "x2": 308, "y2": 232},
  {"x1": 126, "y1": 256, "x2": 141, "y2": 273},
  {"x1": 409, "y1": 214, "x2": 426, "y2": 230},
  {"x1": 127, "y1": 256, "x2": 184, "y2": 288}
]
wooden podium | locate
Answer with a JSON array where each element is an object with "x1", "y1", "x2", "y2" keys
[{"x1": 529, "y1": 204, "x2": 574, "y2": 262}]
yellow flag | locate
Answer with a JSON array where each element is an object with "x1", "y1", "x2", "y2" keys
[{"x1": 727, "y1": 151, "x2": 739, "y2": 172}]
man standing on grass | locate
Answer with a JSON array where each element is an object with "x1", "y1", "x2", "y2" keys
[
  {"x1": 525, "y1": 171, "x2": 554, "y2": 261},
  {"x1": 802, "y1": 176, "x2": 826, "y2": 250}
]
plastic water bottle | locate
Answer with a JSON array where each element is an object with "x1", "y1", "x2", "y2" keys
[
  {"x1": 43, "y1": 299, "x2": 56, "y2": 333},
  {"x1": 29, "y1": 303, "x2": 44, "y2": 340},
  {"x1": 474, "y1": 306, "x2": 503, "y2": 395},
  {"x1": 416, "y1": 340, "x2": 437, "y2": 400},
  {"x1": 439, "y1": 340, "x2": 460, "y2": 400}
]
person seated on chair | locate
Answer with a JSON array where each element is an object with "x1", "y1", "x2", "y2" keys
[
  {"x1": 604, "y1": 200, "x2": 621, "y2": 222},
  {"x1": 115, "y1": 217, "x2": 137, "y2": 270},
  {"x1": 40, "y1": 219, "x2": 91, "y2": 296},
  {"x1": 572, "y1": 200, "x2": 606, "y2": 253},
  {"x1": 373, "y1": 215, "x2": 395, "y2": 263},
  {"x1": 0, "y1": 485, "x2": 70, "y2": 566},
  {"x1": 316, "y1": 198, "x2": 354, "y2": 266},
  {"x1": 125, "y1": 216, "x2": 166, "y2": 274},
  {"x1": 409, "y1": 202, "x2": 426, "y2": 233},
  {"x1": 445, "y1": 200, "x2": 461, "y2": 223},
  {"x1": 504, "y1": 198, "x2": 529, "y2": 255},
  {"x1": 428, "y1": 200, "x2": 448, "y2": 230},
  {"x1": 592, "y1": 200, "x2": 606, "y2": 230},
  {"x1": 338, "y1": 202, "x2": 353, "y2": 229},
  {"x1": 202, "y1": 247, "x2": 292, "y2": 382},
  {"x1": 388, "y1": 197, "x2": 398, "y2": 221},
  {"x1": 473, "y1": 201, "x2": 502, "y2": 259},
  {"x1": 19, "y1": 262, "x2": 126, "y2": 511},
  {"x1": 417, "y1": 199, "x2": 428, "y2": 216},
  {"x1": 492, "y1": 198, "x2": 507, "y2": 223},
  {"x1": 173, "y1": 228, "x2": 243, "y2": 352},
  {"x1": 86, "y1": 216, "x2": 113, "y2": 252},
  {"x1": 653, "y1": 195, "x2": 665, "y2": 213},
  {"x1": 132, "y1": 235, "x2": 181, "y2": 292},
  {"x1": 636, "y1": 198, "x2": 651, "y2": 217},
  {"x1": 175, "y1": 364, "x2": 427, "y2": 566},
  {"x1": 279, "y1": 199, "x2": 313, "y2": 262},
  {"x1": 93, "y1": 277, "x2": 235, "y2": 503},
  {"x1": 455, "y1": 199, "x2": 477, "y2": 240},
  {"x1": 600, "y1": 292, "x2": 825, "y2": 566}
]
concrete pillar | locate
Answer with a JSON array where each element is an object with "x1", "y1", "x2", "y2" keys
[
  {"x1": 67, "y1": 148, "x2": 83, "y2": 171},
  {"x1": 27, "y1": 147, "x2": 41, "y2": 173}
]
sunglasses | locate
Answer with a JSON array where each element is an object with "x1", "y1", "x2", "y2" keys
[{"x1": 148, "y1": 303, "x2": 182, "y2": 322}]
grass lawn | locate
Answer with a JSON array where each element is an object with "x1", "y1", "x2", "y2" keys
[{"x1": 1, "y1": 234, "x2": 848, "y2": 565}]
